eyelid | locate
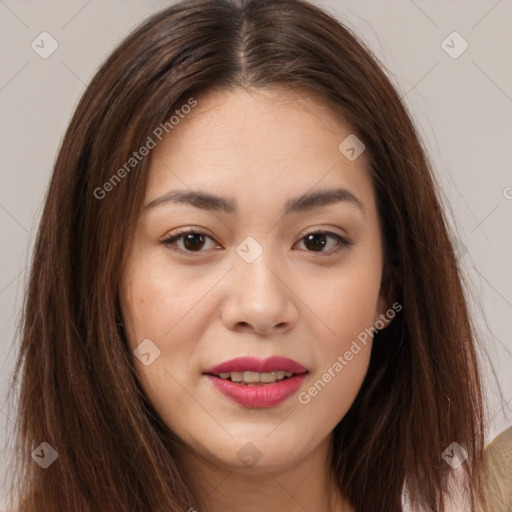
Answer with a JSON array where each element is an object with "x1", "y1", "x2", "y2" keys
[{"x1": 296, "y1": 226, "x2": 350, "y2": 243}]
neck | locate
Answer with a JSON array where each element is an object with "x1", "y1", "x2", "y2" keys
[{"x1": 177, "y1": 434, "x2": 354, "y2": 512}]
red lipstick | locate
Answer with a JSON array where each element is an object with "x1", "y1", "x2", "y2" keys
[
  {"x1": 204, "y1": 356, "x2": 308, "y2": 375},
  {"x1": 203, "y1": 356, "x2": 308, "y2": 408}
]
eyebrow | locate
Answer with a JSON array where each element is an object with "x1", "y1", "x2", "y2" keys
[{"x1": 145, "y1": 187, "x2": 365, "y2": 216}]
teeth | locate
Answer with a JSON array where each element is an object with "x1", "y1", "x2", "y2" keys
[
  {"x1": 243, "y1": 371, "x2": 260, "y2": 383},
  {"x1": 230, "y1": 371, "x2": 244, "y2": 382},
  {"x1": 217, "y1": 370, "x2": 294, "y2": 384},
  {"x1": 260, "y1": 372, "x2": 278, "y2": 383}
]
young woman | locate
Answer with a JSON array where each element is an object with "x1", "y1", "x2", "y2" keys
[{"x1": 6, "y1": 0, "x2": 497, "y2": 510}]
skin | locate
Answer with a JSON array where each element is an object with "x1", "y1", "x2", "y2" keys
[{"x1": 119, "y1": 87, "x2": 391, "y2": 512}]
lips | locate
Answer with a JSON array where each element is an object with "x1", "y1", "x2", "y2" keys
[
  {"x1": 204, "y1": 356, "x2": 308, "y2": 375},
  {"x1": 203, "y1": 356, "x2": 308, "y2": 408}
]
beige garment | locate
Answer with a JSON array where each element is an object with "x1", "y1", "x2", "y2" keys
[
  {"x1": 401, "y1": 429, "x2": 512, "y2": 512},
  {"x1": 479, "y1": 426, "x2": 512, "y2": 512}
]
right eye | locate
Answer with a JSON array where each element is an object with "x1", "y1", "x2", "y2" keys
[{"x1": 161, "y1": 228, "x2": 222, "y2": 254}]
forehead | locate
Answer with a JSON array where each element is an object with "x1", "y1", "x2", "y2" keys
[{"x1": 146, "y1": 87, "x2": 376, "y2": 214}]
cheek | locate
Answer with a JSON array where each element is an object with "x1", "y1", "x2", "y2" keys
[
  {"x1": 119, "y1": 256, "x2": 221, "y2": 405},
  {"x1": 311, "y1": 254, "x2": 383, "y2": 351},
  {"x1": 296, "y1": 289, "x2": 376, "y2": 434},
  {"x1": 119, "y1": 262, "x2": 206, "y2": 432},
  {"x1": 121, "y1": 256, "x2": 209, "y2": 350},
  {"x1": 298, "y1": 253, "x2": 381, "y2": 417}
]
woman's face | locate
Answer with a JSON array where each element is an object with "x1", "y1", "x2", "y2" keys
[{"x1": 120, "y1": 87, "x2": 389, "y2": 473}]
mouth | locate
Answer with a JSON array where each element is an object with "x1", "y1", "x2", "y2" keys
[{"x1": 203, "y1": 356, "x2": 309, "y2": 408}]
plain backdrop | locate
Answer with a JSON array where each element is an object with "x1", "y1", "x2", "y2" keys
[{"x1": 1, "y1": 0, "x2": 511, "y2": 504}]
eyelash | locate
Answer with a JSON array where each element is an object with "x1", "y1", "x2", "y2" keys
[{"x1": 160, "y1": 227, "x2": 352, "y2": 257}]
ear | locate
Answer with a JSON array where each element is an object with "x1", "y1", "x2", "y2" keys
[
  {"x1": 374, "y1": 294, "x2": 397, "y2": 332},
  {"x1": 374, "y1": 258, "x2": 400, "y2": 330},
  {"x1": 375, "y1": 293, "x2": 389, "y2": 319}
]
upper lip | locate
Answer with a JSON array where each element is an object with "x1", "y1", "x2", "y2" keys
[{"x1": 204, "y1": 356, "x2": 308, "y2": 375}]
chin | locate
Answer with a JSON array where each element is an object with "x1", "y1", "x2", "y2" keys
[{"x1": 196, "y1": 433, "x2": 315, "y2": 473}]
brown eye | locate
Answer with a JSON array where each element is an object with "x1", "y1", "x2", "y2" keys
[
  {"x1": 162, "y1": 229, "x2": 220, "y2": 253},
  {"x1": 296, "y1": 230, "x2": 351, "y2": 254}
]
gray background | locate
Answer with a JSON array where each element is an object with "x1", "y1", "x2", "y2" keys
[{"x1": 1, "y1": 0, "x2": 511, "y2": 505}]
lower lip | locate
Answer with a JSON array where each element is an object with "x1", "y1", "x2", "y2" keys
[{"x1": 206, "y1": 374, "x2": 307, "y2": 408}]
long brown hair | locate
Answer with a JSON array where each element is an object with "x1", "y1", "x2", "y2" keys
[{"x1": 6, "y1": 0, "x2": 489, "y2": 510}]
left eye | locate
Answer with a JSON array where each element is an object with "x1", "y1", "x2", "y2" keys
[
  {"x1": 295, "y1": 230, "x2": 351, "y2": 254},
  {"x1": 161, "y1": 229, "x2": 351, "y2": 255}
]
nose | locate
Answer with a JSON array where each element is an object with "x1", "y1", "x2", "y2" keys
[{"x1": 220, "y1": 250, "x2": 298, "y2": 336}]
